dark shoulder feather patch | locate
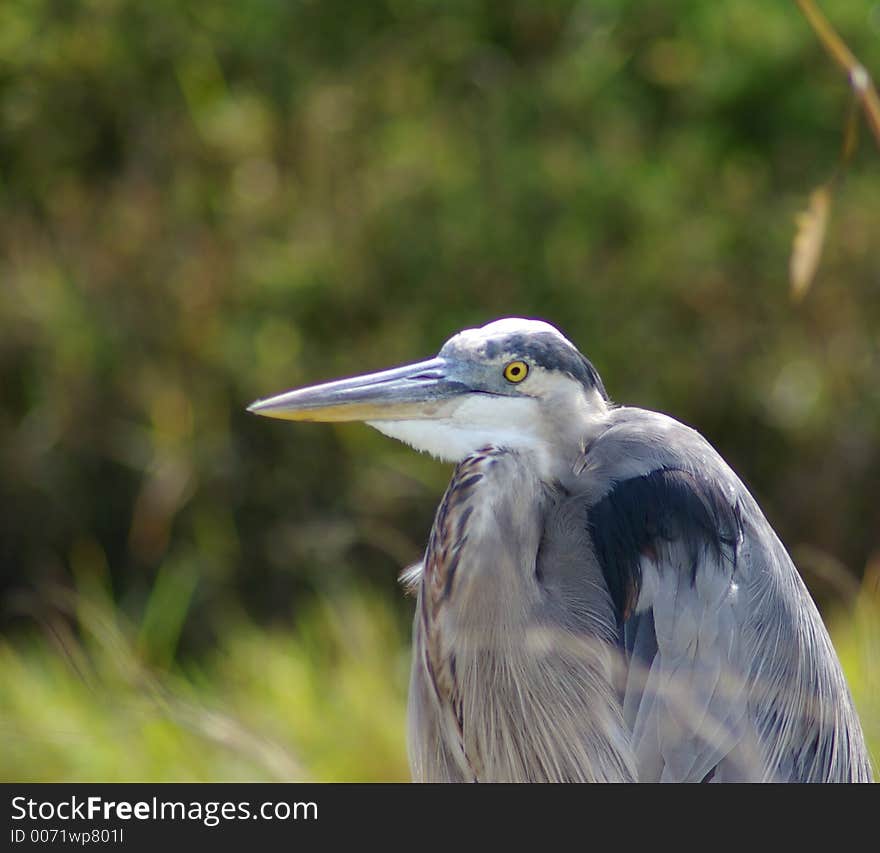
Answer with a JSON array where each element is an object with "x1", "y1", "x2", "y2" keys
[{"x1": 587, "y1": 468, "x2": 742, "y2": 621}]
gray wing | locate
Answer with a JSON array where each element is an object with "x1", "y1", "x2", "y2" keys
[
  {"x1": 622, "y1": 507, "x2": 755, "y2": 782},
  {"x1": 590, "y1": 465, "x2": 757, "y2": 781},
  {"x1": 582, "y1": 410, "x2": 872, "y2": 782}
]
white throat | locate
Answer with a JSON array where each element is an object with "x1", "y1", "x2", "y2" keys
[{"x1": 367, "y1": 387, "x2": 608, "y2": 481}]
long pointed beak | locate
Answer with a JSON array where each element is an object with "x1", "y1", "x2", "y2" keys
[{"x1": 247, "y1": 357, "x2": 468, "y2": 422}]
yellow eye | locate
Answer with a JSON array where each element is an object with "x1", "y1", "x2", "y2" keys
[{"x1": 503, "y1": 360, "x2": 529, "y2": 383}]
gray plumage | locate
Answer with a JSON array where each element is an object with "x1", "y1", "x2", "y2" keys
[{"x1": 249, "y1": 317, "x2": 873, "y2": 782}]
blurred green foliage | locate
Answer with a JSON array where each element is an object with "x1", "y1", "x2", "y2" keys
[
  {"x1": 1, "y1": 0, "x2": 878, "y2": 779},
  {"x1": 1, "y1": 589, "x2": 410, "y2": 780}
]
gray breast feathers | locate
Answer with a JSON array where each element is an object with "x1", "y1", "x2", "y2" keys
[{"x1": 407, "y1": 446, "x2": 634, "y2": 782}]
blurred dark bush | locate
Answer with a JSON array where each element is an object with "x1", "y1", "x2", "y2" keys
[{"x1": 2, "y1": 0, "x2": 879, "y2": 658}]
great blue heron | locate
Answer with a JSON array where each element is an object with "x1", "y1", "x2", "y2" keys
[{"x1": 249, "y1": 317, "x2": 872, "y2": 782}]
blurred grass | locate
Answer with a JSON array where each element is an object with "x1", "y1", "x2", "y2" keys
[
  {"x1": 0, "y1": 588, "x2": 410, "y2": 781},
  {"x1": 1, "y1": 579, "x2": 876, "y2": 781},
  {"x1": 826, "y1": 574, "x2": 880, "y2": 771}
]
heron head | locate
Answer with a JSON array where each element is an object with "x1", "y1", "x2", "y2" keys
[{"x1": 248, "y1": 318, "x2": 609, "y2": 466}]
